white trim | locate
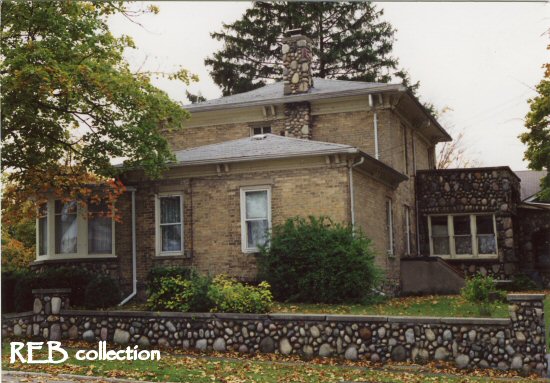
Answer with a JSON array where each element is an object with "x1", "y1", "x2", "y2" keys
[
  {"x1": 35, "y1": 197, "x2": 116, "y2": 261},
  {"x1": 428, "y1": 213, "x2": 498, "y2": 259},
  {"x1": 240, "y1": 185, "x2": 272, "y2": 253},
  {"x1": 155, "y1": 192, "x2": 185, "y2": 257}
]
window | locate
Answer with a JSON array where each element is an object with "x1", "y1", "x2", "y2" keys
[
  {"x1": 241, "y1": 187, "x2": 271, "y2": 252},
  {"x1": 404, "y1": 205, "x2": 411, "y2": 255},
  {"x1": 386, "y1": 199, "x2": 394, "y2": 257},
  {"x1": 38, "y1": 204, "x2": 48, "y2": 256},
  {"x1": 157, "y1": 194, "x2": 184, "y2": 255},
  {"x1": 251, "y1": 126, "x2": 271, "y2": 136},
  {"x1": 402, "y1": 125, "x2": 409, "y2": 175},
  {"x1": 429, "y1": 214, "x2": 497, "y2": 258},
  {"x1": 55, "y1": 200, "x2": 78, "y2": 254},
  {"x1": 88, "y1": 200, "x2": 113, "y2": 254}
]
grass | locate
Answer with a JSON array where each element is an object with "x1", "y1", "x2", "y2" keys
[{"x1": 2, "y1": 342, "x2": 545, "y2": 383}]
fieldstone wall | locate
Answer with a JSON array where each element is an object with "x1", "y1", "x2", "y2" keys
[
  {"x1": 2, "y1": 289, "x2": 546, "y2": 375},
  {"x1": 282, "y1": 30, "x2": 313, "y2": 95},
  {"x1": 416, "y1": 167, "x2": 521, "y2": 279},
  {"x1": 517, "y1": 207, "x2": 550, "y2": 286},
  {"x1": 284, "y1": 102, "x2": 311, "y2": 139}
]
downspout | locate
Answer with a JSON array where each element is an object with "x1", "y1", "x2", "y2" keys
[
  {"x1": 349, "y1": 156, "x2": 365, "y2": 228},
  {"x1": 119, "y1": 187, "x2": 137, "y2": 306},
  {"x1": 369, "y1": 94, "x2": 379, "y2": 160}
]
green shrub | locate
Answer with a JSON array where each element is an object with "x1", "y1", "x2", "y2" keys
[
  {"x1": 258, "y1": 216, "x2": 382, "y2": 304},
  {"x1": 84, "y1": 275, "x2": 121, "y2": 309},
  {"x1": 207, "y1": 275, "x2": 272, "y2": 314},
  {"x1": 147, "y1": 272, "x2": 213, "y2": 312},
  {"x1": 510, "y1": 274, "x2": 539, "y2": 291},
  {"x1": 2, "y1": 269, "x2": 32, "y2": 313},
  {"x1": 461, "y1": 274, "x2": 499, "y2": 316},
  {"x1": 147, "y1": 266, "x2": 192, "y2": 293}
]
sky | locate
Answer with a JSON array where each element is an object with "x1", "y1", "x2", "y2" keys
[{"x1": 108, "y1": 2, "x2": 549, "y2": 171}]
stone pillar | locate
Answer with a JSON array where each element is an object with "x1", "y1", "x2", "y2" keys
[
  {"x1": 282, "y1": 29, "x2": 313, "y2": 95},
  {"x1": 507, "y1": 293, "x2": 547, "y2": 376},
  {"x1": 284, "y1": 102, "x2": 311, "y2": 139},
  {"x1": 32, "y1": 288, "x2": 71, "y2": 341}
]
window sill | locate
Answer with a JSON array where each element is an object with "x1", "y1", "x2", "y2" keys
[
  {"x1": 434, "y1": 254, "x2": 498, "y2": 260},
  {"x1": 155, "y1": 252, "x2": 187, "y2": 258},
  {"x1": 33, "y1": 255, "x2": 117, "y2": 264}
]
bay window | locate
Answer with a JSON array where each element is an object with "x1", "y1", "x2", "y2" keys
[
  {"x1": 35, "y1": 198, "x2": 116, "y2": 260},
  {"x1": 429, "y1": 214, "x2": 497, "y2": 258},
  {"x1": 241, "y1": 186, "x2": 271, "y2": 253},
  {"x1": 156, "y1": 194, "x2": 184, "y2": 256}
]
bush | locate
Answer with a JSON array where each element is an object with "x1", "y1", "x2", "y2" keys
[
  {"x1": 207, "y1": 275, "x2": 272, "y2": 314},
  {"x1": 2, "y1": 267, "x2": 120, "y2": 312},
  {"x1": 147, "y1": 266, "x2": 193, "y2": 293},
  {"x1": 147, "y1": 272, "x2": 213, "y2": 312},
  {"x1": 461, "y1": 274, "x2": 499, "y2": 316},
  {"x1": 510, "y1": 274, "x2": 539, "y2": 291},
  {"x1": 84, "y1": 275, "x2": 121, "y2": 309},
  {"x1": 258, "y1": 216, "x2": 382, "y2": 304}
]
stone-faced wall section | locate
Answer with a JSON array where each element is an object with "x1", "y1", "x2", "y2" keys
[
  {"x1": 2, "y1": 290, "x2": 545, "y2": 376},
  {"x1": 416, "y1": 167, "x2": 521, "y2": 279}
]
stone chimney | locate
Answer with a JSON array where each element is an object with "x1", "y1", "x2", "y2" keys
[
  {"x1": 282, "y1": 29, "x2": 313, "y2": 139},
  {"x1": 282, "y1": 28, "x2": 313, "y2": 95}
]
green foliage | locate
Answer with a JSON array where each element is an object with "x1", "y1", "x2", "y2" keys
[
  {"x1": 461, "y1": 275, "x2": 499, "y2": 316},
  {"x1": 258, "y1": 216, "x2": 382, "y2": 304},
  {"x1": 2, "y1": 267, "x2": 120, "y2": 312},
  {"x1": 519, "y1": 44, "x2": 550, "y2": 201},
  {"x1": 147, "y1": 266, "x2": 193, "y2": 293},
  {"x1": 510, "y1": 274, "x2": 539, "y2": 291},
  {"x1": 206, "y1": 2, "x2": 418, "y2": 97},
  {"x1": 0, "y1": 1, "x2": 190, "y2": 199},
  {"x1": 207, "y1": 275, "x2": 272, "y2": 314},
  {"x1": 147, "y1": 272, "x2": 213, "y2": 312},
  {"x1": 84, "y1": 275, "x2": 121, "y2": 309}
]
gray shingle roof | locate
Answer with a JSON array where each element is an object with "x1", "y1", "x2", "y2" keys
[
  {"x1": 172, "y1": 134, "x2": 357, "y2": 165},
  {"x1": 515, "y1": 170, "x2": 547, "y2": 200},
  {"x1": 185, "y1": 78, "x2": 403, "y2": 112}
]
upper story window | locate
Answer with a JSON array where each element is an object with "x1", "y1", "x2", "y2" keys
[
  {"x1": 240, "y1": 186, "x2": 271, "y2": 253},
  {"x1": 55, "y1": 200, "x2": 78, "y2": 254},
  {"x1": 251, "y1": 126, "x2": 271, "y2": 136},
  {"x1": 156, "y1": 194, "x2": 184, "y2": 256},
  {"x1": 36, "y1": 198, "x2": 116, "y2": 260},
  {"x1": 37, "y1": 204, "x2": 48, "y2": 256},
  {"x1": 386, "y1": 198, "x2": 394, "y2": 257},
  {"x1": 429, "y1": 214, "x2": 497, "y2": 259}
]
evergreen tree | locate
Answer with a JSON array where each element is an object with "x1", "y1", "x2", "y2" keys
[{"x1": 206, "y1": 2, "x2": 418, "y2": 96}]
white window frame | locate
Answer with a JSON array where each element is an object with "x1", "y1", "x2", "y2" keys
[
  {"x1": 404, "y1": 205, "x2": 411, "y2": 256},
  {"x1": 428, "y1": 214, "x2": 498, "y2": 259},
  {"x1": 35, "y1": 197, "x2": 116, "y2": 261},
  {"x1": 386, "y1": 198, "x2": 394, "y2": 257},
  {"x1": 240, "y1": 186, "x2": 272, "y2": 253},
  {"x1": 155, "y1": 192, "x2": 185, "y2": 257},
  {"x1": 250, "y1": 126, "x2": 272, "y2": 136},
  {"x1": 36, "y1": 203, "x2": 49, "y2": 257}
]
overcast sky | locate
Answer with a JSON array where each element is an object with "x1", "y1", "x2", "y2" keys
[{"x1": 109, "y1": 2, "x2": 549, "y2": 170}]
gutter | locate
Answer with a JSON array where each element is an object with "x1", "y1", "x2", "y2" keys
[
  {"x1": 368, "y1": 94, "x2": 380, "y2": 160},
  {"x1": 119, "y1": 187, "x2": 137, "y2": 306},
  {"x1": 349, "y1": 156, "x2": 365, "y2": 228}
]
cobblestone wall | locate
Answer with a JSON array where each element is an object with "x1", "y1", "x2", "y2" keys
[{"x1": 2, "y1": 290, "x2": 546, "y2": 375}]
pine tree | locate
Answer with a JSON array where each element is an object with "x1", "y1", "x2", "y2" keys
[{"x1": 205, "y1": 2, "x2": 418, "y2": 97}]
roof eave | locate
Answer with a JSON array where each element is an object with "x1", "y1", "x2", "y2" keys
[
  {"x1": 357, "y1": 150, "x2": 408, "y2": 188},
  {"x1": 185, "y1": 84, "x2": 405, "y2": 113}
]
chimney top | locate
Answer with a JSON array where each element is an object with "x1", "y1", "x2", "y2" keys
[{"x1": 285, "y1": 28, "x2": 304, "y2": 37}]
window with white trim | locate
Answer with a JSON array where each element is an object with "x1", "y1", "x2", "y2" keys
[
  {"x1": 429, "y1": 214, "x2": 497, "y2": 258},
  {"x1": 55, "y1": 200, "x2": 78, "y2": 254},
  {"x1": 240, "y1": 186, "x2": 271, "y2": 252},
  {"x1": 386, "y1": 198, "x2": 394, "y2": 257},
  {"x1": 88, "y1": 200, "x2": 113, "y2": 254},
  {"x1": 404, "y1": 205, "x2": 411, "y2": 255},
  {"x1": 38, "y1": 203, "x2": 48, "y2": 256},
  {"x1": 251, "y1": 126, "x2": 271, "y2": 136},
  {"x1": 156, "y1": 194, "x2": 184, "y2": 255}
]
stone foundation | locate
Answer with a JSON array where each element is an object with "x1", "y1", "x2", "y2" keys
[{"x1": 1, "y1": 289, "x2": 546, "y2": 375}]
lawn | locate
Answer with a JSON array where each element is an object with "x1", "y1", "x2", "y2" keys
[{"x1": 2, "y1": 342, "x2": 545, "y2": 383}]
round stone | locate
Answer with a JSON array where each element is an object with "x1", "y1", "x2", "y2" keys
[
  {"x1": 291, "y1": 73, "x2": 300, "y2": 84},
  {"x1": 309, "y1": 326, "x2": 320, "y2": 338},
  {"x1": 213, "y1": 337, "x2": 226, "y2": 352},
  {"x1": 259, "y1": 337, "x2": 275, "y2": 353},
  {"x1": 279, "y1": 338, "x2": 292, "y2": 355},
  {"x1": 359, "y1": 327, "x2": 372, "y2": 340},
  {"x1": 405, "y1": 328, "x2": 415, "y2": 344},
  {"x1": 391, "y1": 345, "x2": 407, "y2": 361},
  {"x1": 425, "y1": 329, "x2": 435, "y2": 342},
  {"x1": 344, "y1": 346, "x2": 358, "y2": 361},
  {"x1": 434, "y1": 347, "x2": 449, "y2": 360},
  {"x1": 318, "y1": 343, "x2": 333, "y2": 357},
  {"x1": 195, "y1": 339, "x2": 207, "y2": 351},
  {"x1": 82, "y1": 330, "x2": 95, "y2": 342},
  {"x1": 510, "y1": 355, "x2": 523, "y2": 370},
  {"x1": 455, "y1": 354, "x2": 470, "y2": 369}
]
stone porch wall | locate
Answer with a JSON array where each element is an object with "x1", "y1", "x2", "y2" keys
[
  {"x1": 2, "y1": 289, "x2": 546, "y2": 376},
  {"x1": 416, "y1": 167, "x2": 521, "y2": 279}
]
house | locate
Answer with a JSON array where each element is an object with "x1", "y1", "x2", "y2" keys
[{"x1": 30, "y1": 29, "x2": 549, "y2": 298}]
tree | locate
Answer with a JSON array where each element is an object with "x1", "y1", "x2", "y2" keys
[
  {"x1": 436, "y1": 107, "x2": 480, "y2": 169},
  {"x1": 205, "y1": 2, "x2": 419, "y2": 97},
  {"x1": 520, "y1": 41, "x2": 550, "y2": 201},
  {"x1": 1, "y1": 1, "x2": 192, "y2": 209}
]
